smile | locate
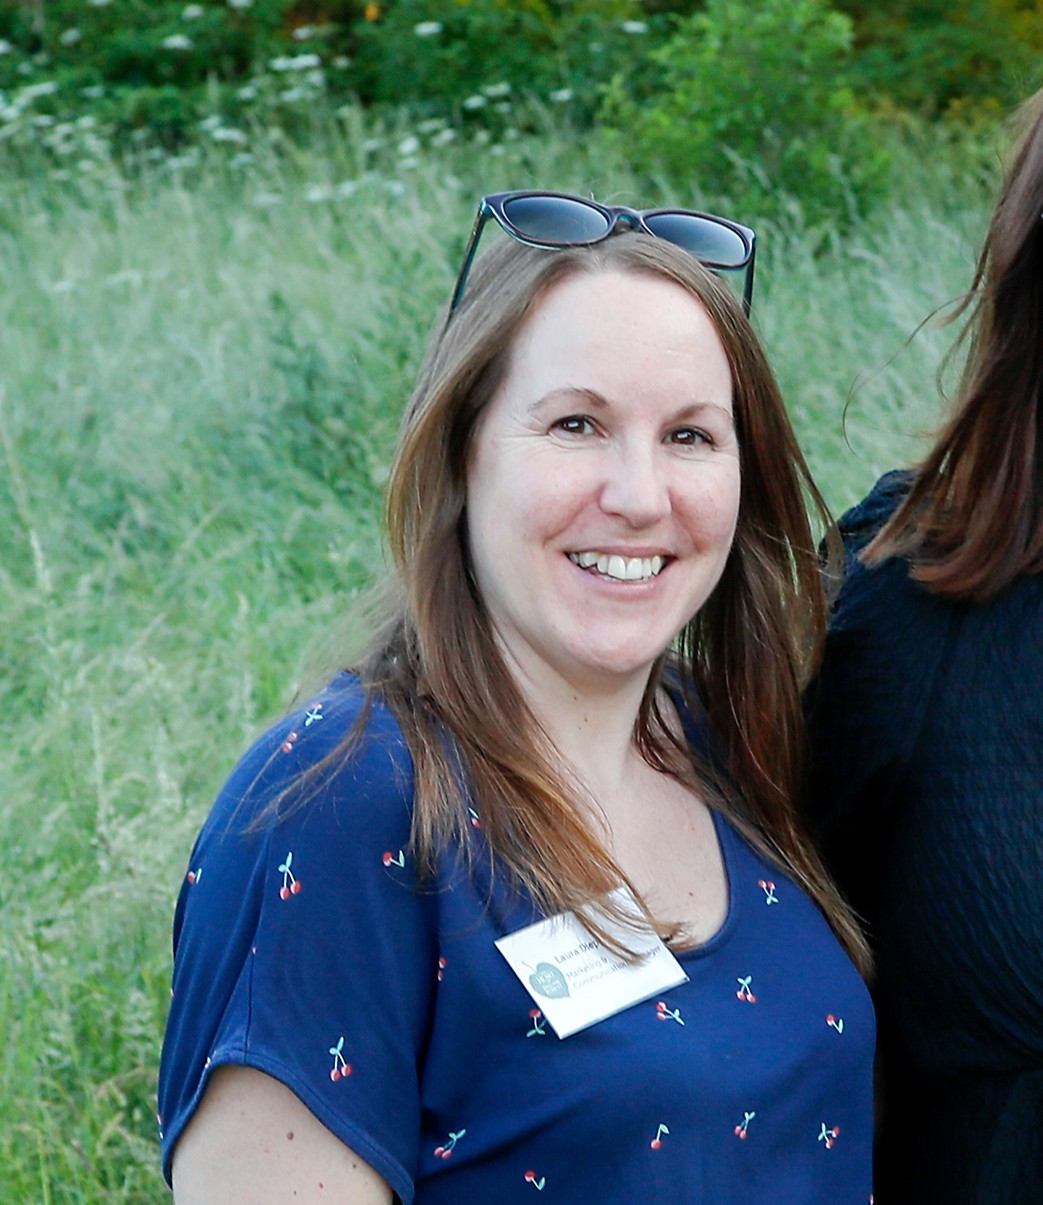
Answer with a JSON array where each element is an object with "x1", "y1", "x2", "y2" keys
[{"x1": 567, "y1": 551, "x2": 667, "y2": 582}]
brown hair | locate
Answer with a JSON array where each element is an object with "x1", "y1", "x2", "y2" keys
[
  {"x1": 865, "y1": 89, "x2": 1043, "y2": 598},
  {"x1": 346, "y1": 231, "x2": 869, "y2": 972}
]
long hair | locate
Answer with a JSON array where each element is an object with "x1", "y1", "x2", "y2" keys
[
  {"x1": 354, "y1": 233, "x2": 868, "y2": 971},
  {"x1": 865, "y1": 89, "x2": 1043, "y2": 598}
]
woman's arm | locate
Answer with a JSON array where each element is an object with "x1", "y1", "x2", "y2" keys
[{"x1": 172, "y1": 1066, "x2": 394, "y2": 1204}]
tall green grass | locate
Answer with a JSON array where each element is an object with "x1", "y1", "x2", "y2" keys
[{"x1": 0, "y1": 112, "x2": 994, "y2": 1200}]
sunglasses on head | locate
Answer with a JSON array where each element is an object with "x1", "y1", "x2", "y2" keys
[{"x1": 449, "y1": 190, "x2": 757, "y2": 315}]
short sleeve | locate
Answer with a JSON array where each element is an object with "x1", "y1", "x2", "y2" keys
[{"x1": 158, "y1": 677, "x2": 439, "y2": 1203}]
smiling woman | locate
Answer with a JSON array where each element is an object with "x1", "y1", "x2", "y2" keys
[{"x1": 159, "y1": 208, "x2": 875, "y2": 1204}]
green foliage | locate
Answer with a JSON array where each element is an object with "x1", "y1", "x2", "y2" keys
[
  {"x1": 600, "y1": 0, "x2": 889, "y2": 225},
  {"x1": 835, "y1": 0, "x2": 1043, "y2": 117},
  {"x1": 349, "y1": 0, "x2": 659, "y2": 127}
]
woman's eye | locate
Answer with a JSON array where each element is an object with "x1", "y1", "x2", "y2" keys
[
  {"x1": 670, "y1": 427, "x2": 711, "y2": 446},
  {"x1": 554, "y1": 415, "x2": 595, "y2": 436}
]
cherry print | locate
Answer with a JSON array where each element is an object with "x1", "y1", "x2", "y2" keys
[
  {"x1": 656, "y1": 1000, "x2": 685, "y2": 1025},
  {"x1": 382, "y1": 850, "x2": 405, "y2": 868},
  {"x1": 650, "y1": 1123, "x2": 669, "y2": 1149},
  {"x1": 434, "y1": 1130, "x2": 465, "y2": 1160},
  {"x1": 468, "y1": 807, "x2": 482, "y2": 829},
  {"x1": 281, "y1": 731, "x2": 299, "y2": 754},
  {"x1": 186, "y1": 867, "x2": 201, "y2": 885},
  {"x1": 437, "y1": 956, "x2": 447, "y2": 982},
  {"x1": 526, "y1": 1009, "x2": 547, "y2": 1037},
  {"x1": 736, "y1": 975, "x2": 757, "y2": 1003},
  {"x1": 757, "y1": 879, "x2": 779, "y2": 905},
  {"x1": 303, "y1": 704, "x2": 324, "y2": 727},
  {"x1": 328, "y1": 1036, "x2": 351, "y2": 1082},
  {"x1": 818, "y1": 1123, "x2": 840, "y2": 1150},
  {"x1": 826, "y1": 1014, "x2": 844, "y2": 1034},
  {"x1": 734, "y1": 1111, "x2": 755, "y2": 1139},
  {"x1": 277, "y1": 852, "x2": 301, "y2": 900},
  {"x1": 524, "y1": 1170, "x2": 546, "y2": 1190}
]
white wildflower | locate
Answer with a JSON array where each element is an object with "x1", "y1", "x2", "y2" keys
[
  {"x1": 59, "y1": 29, "x2": 82, "y2": 46},
  {"x1": 210, "y1": 126, "x2": 247, "y2": 143},
  {"x1": 396, "y1": 134, "x2": 420, "y2": 156},
  {"x1": 237, "y1": 83, "x2": 258, "y2": 100},
  {"x1": 332, "y1": 55, "x2": 351, "y2": 69},
  {"x1": 269, "y1": 53, "x2": 321, "y2": 71},
  {"x1": 229, "y1": 151, "x2": 255, "y2": 167},
  {"x1": 199, "y1": 114, "x2": 222, "y2": 131},
  {"x1": 482, "y1": 81, "x2": 511, "y2": 98},
  {"x1": 228, "y1": 0, "x2": 254, "y2": 8},
  {"x1": 293, "y1": 25, "x2": 330, "y2": 40},
  {"x1": 81, "y1": 84, "x2": 105, "y2": 99},
  {"x1": 252, "y1": 192, "x2": 284, "y2": 207},
  {"x1": 304, "y1": 184, "x2": 331, "y2": 203},
  {"x1": 0, "y1": 40, "x2": 12, "y2": 55},
  {"x1": 21, "y1": 80, "x2": 60, "y2": 100},
  {"x1": 431, "y1": 127, "x2": 456, "y2": 146},
  {"x1": 549, "y1": 87, "x2": 573, "y2": 103},
  {"x1": 87, "y1": 0, "x2": 111, "y2": 6},
  {"x1": 462, "y1": 94, "x2": 487, "y2": 110},
  {"x1": 162, "y1": 34, "x2": 194, "y2": 51},
  {"x1": 334, "y1": 180, "x2": 358, "y2": 198},
  {"x1": 414, "y1": 21, "x2": 443, "y2": 37},
  {"x1": 621, "y1": 20, "x2": 649, "y2": 34},
  {"x1": 183, "y1": 4, "x2": 204, "y2": 18},
  {"x1": 362, "y1": 137, "x2": 383, "y2": 153}
]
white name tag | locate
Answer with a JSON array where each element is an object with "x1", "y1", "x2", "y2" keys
[{"x1": 495, "y1": 888, "x2": 689, "y2": 1039}]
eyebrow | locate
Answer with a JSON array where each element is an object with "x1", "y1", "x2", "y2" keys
[{"x1": 529, "y1": 387, "x2": 734, "y2": 424}]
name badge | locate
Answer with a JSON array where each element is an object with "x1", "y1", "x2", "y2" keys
[{"x1": 495, "y1": 888, "x2": 688, "y2": 1038}]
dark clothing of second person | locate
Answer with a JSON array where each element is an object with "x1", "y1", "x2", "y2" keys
[{"x1": 805, "y1": 471, "x2": 1043, "y2": 1203}]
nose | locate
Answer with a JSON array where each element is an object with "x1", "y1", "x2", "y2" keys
[{"x1": 598, "y1": 440, "x2": 671, "y2": 528}]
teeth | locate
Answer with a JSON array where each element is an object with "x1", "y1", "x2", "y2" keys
[{"x1": 568, "y1": 552, "x2": 665, "y2": 581}]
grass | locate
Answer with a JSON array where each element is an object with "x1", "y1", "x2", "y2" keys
[{"x1": 0, "y1": 108, "x2": 996, "y2": 1200}]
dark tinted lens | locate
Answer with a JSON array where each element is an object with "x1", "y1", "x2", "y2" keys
[
  {"x1": 501, "y1": 195, "x2": 611, "y2": 245},
  {"x1": 643, "y1": 213, "x2": 749, "y2": 269}
]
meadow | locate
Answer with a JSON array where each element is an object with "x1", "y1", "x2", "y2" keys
[{"x1": 0, "y1": 105, "x2": 997, "y2": 1200}]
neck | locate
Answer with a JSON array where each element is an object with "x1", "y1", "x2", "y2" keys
[{"x1": 502, "y1": 650, "x2": 655, "y2": 797}]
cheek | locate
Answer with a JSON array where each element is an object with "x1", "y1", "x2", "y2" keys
[{"x1": 680, "y1": 467, "x2": 742, "y2": 548}]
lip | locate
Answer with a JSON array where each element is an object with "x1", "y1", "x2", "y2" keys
[{"x1": 566, "y1": 550, "x2": 672, "y2": 583}]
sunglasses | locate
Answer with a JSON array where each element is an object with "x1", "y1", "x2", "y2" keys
[{"x1": 450, "y1": 190, "x2": 757, "y2": 315}]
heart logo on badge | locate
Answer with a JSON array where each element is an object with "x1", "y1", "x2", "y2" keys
[{"x1": 529, "y1": 961, "x2": 570, "y2": 999}]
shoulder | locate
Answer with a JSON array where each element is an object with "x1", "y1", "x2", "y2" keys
[
  {"x1": 826, "y1": 470, "x2": 927, "y2": 634},
  {"x1": 835, "y1": 469, "x2": 912, "y2": 555},
  {"x1": 205, "y1": 672, "x2": 415, "y2": 838}
]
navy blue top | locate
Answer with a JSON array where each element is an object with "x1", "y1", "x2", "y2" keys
[
  {"x1": 806, "y1": 471, "x2": 1043, "y2": 1203},
  {"x1": 159, "y1": 672, "x2": 874, "y2": 1203}
]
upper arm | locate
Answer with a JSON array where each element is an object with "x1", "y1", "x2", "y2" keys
[
  {"x1": 172, "y1": 1065, "x2": 394, "y2": 1205},
  {"x1": 159, "y1": 684, "x2": 435, "y2": 1200}
]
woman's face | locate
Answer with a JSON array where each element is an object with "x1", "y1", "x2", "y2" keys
[{"x1": 465, "y1": 268, "x2": 742, "y2": 699}]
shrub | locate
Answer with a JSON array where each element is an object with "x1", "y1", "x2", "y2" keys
[{"x1": 599, "y1": 0, "x2": 890, "y2": 226}]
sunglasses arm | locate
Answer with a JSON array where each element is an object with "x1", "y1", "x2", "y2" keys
[
  {"x1": 741, "y1": 240, "x2": 756, "y2": 315},
  {"x1": 449, "y1": 205, "x2": 492, "y2": 314}
]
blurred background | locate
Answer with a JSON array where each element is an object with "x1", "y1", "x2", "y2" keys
[{"x1": 0, "y1": 1, "x2": 1036, "y2": 1198}]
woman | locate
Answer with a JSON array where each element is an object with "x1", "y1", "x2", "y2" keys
[
  {"x1": 806, "y1": 94, "x2": 1043, "y2": 1202},
  {"x1": 159, "y1": 192, "x2": 874, "y2": 1203}
]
